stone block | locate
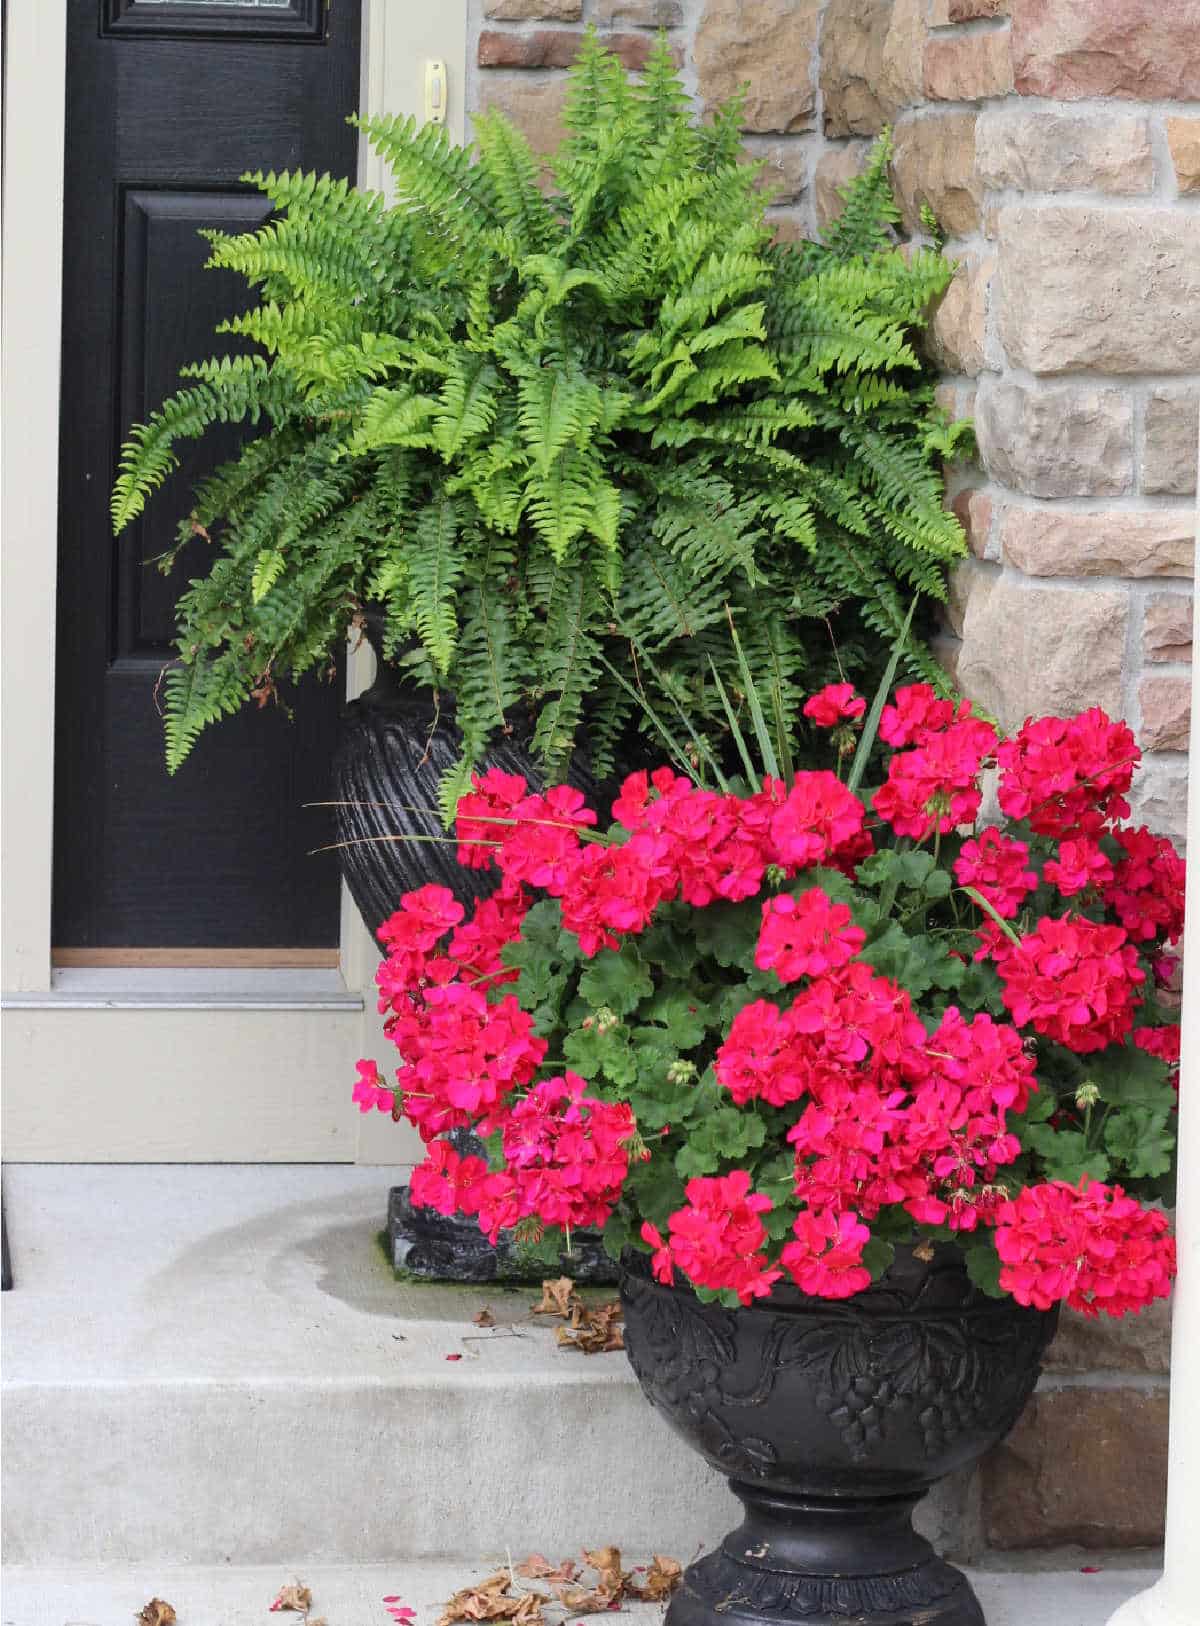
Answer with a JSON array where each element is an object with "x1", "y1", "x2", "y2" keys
[
  {"x1": 478, "y1": 29, "x2": 655, "y2": 69},
  {"x1": 477, "y1": 77, "x2": 571, "y2": 158},
  {"x1": 955, "y1": 566, "x2": 1129, "y2": 724},
  {"x1": 924, "y1": 31, "x2": 1013, "y2": 101},
  {"x1": 975, "y1": 380, "x2": 1133, "y2": 499},
  {"x1": 974, "y1": 107, "x2": 1153, "y2": 194},
  {"x1": 745, "y1": 138, "x2": 812, "y2": 204},
  {"x1": 820, "y1": 0, "x2": 926, "y2": 138},
  {"x1": 1128, "y1": 756, "x2": 1189, "y2": 843},
  {"x1": 766, "y1": 212, "x2": 810, "y2": 245},
  {"x1": 695, "y1": 0, "x2": 822, "y2": 133},
  {"x1": 952, "y1": 489, "x2": 994, "y2": 559},
  {"x1": 995, "y1": 206, "x2": 1200, "y2": 376},
  {"x1": 927, "y1": 253, "x2": 993, "y2": 377},
  {"x1": 1167, "y1": 117, "x2": 1200, "y2": 194},
  {"x1": 813, "y1": 141, "x2": 872, "y2": 229},
  {"x1": 595, "y1": 0, "x2": 683, "y2": 23},
  {"x1": 999, "y1": 507, "x2": 1195, "y2": 578},
  {"x1": 1143, "y1": 388, "x2": 1200, "y2": 497},
  {"x1": 982, "y1": 1387, "x2": 1169, "y2": 1549},
  {"x1": 485, "y1": 0, "x2": 581, "y2": 17},
  {"x1": 1011, "y1": 0, "x2": 1200, "y2": 101},
  {"x1": 890, "y1": 112, "x2": 981, "y2": 236},
  {"x1": 1045, "y1": 1299, "x2": 1172, "y2": 1375},
  {"x1": 935, "y1": 380, "x2": 972, "y2": 423},
  {"x1": 949, "y1": 0, "x2": 1006, "y2": 17},
  {"x1": 1144, "y1": 595, "x2": 1194, "y2": 664},
  {"x1": 1140, "y1": 677, "x2": 1192, "y2": 752}
]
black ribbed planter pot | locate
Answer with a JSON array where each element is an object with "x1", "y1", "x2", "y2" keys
[
  {"x1": 333, "y1": 615, "x2": 617, "y2": 1283},
  {"x1": 620, "y1": 1246, "x2": 1057, "y2": 1626}
]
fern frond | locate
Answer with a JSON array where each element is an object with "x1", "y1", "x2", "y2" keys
[{"x1": 406, "y1": 496, "x2": 465, "y2": 673}]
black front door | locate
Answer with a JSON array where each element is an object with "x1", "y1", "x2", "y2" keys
[{"x1": 54, "y1": 0, "x2": 363, "y2": 953}]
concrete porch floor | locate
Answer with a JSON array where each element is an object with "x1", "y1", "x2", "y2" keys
[
  {"x1": 0, "y1": 1166, "x2": 1162, "y2": 1624},
  {"x1": 0, "y1": 1560, "x2": 1153, "y2": 1626}
]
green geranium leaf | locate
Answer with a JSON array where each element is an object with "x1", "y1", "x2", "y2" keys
[
  {"x1": 963, "y1": 1235, "x2": 1004, "y2": 1298},
  {"x1": 675, "y1": 1105, "x2": 766, "y2": 1178},
  {"x1": 563, "y1": 1021, "x2": 638, "y2": 1087},
  {"x1": 713, "y1": 983, "x2": 771, "y2": 1030},
  {"x1": 638, "y1": 988, "x2": 713, "y2": 1049},
  {"x1": 856, "y1": 923, "x2": 950, "y2": 998},
  {"x1": 503, "y1": 946, "x2": 571, "y2": 1020},
  {"x1": 601, "y1": 1209, "x2": 635, "y2": 1262},
  {"x1": 861, "y1": 1237, "x2": 895, "y2": 1282},
  {"x1": 578, "y1": 944, "x2": 654, "y2": 1015},
  {"x1": 511, "y1": 897, "x2": 575, "y2": 958},
  {"x1": 763, "y1": 1204, "x2": 799, "y2": 1241},
  {"x1": 691, "y1": 899, "x2": 762, "y2": 970},
  {"x1": 798, "y1": 865, "x2": 859, "y2": 907},
  {"x1": 1026, "y1": 1124, "x2": 1110, "y2": 1185},
  {"x1": 637, "y1": 917, "x2": 701, "y2": 976},
  {"x1": 1104, "y1": 1105, "x2": 1176, "y2": 1180},
  {"x1": 1087, "y1": 1041, "x2": 1177, "y2": 1106},
  {"x1": 1018, "y1": 1085, "x2": 1057, "y2": 1125},
  {"x1": 856, "y1": 848, "x2": 936, "y2": 893}
]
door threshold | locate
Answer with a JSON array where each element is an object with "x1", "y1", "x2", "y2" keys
[
  {"x1": 52, "y1": 948, "x2": 341, "y2": 969},
  {"x1": 5, "y1": 966, "x2": 364, "y2": 1011}
]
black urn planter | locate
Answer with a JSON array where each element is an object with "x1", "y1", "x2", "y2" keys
[
  {"x1": 620, "y1": 1246, "x2": 1057, "y2": 1626},
  {"x1": 332, "y1": 614, "x2": 618, "y2": 1283}
]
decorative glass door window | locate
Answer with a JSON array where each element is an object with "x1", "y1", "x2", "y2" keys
[{"x1": 103, "y1": 1, "x2": 323, "y2": 40}]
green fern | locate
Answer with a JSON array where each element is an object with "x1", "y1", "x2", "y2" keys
[{"x1": 111, "y1": 26, "x2": 966, "y2": 786}]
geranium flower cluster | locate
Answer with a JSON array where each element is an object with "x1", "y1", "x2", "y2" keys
[
  {"x1": 355, "y1": 688, "x2": 1181, "y2": 1321},
  {"x1": 457, "y1": 762, "x2": 870, "y2": 958},
  {"x1": 411, "y1": 1075, "x2": 636, "y2": 1243},
  {"x1": 717, "y1": 987, "x2": 1033, "y2": 1235},
  {"x1": 642, "y1": 1171, "x2": 782, "y2": 1305},
  {"x1": 990, "y1": 916, "x2": 1145, "y2": 1055},
  {"x1": 996, "y1": 709, "x2": 1137, "y2": 837},
  {"x1": 994, "y1": 1180, "x2": 1176, "y2": 1317}
]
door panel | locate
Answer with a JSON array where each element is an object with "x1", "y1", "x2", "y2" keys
[
  {"x1": 118, "y1": 189, "x2": 273, "y2": 654},
  {"x1": 55, "y1": 0, "x2": 363, "y2": 950}
]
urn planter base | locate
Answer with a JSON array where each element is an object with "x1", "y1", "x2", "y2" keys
[
  {"x1": 667, "y1": 1486, "x2": 982, "y2": 1626},
  {"x1": 620, "y1": 1247, "x2": 1056, "y2": 1626}
]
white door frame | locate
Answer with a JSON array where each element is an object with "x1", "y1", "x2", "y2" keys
[{"x1": 0, "y1": 0, "x2": 468, "y2": 1162}]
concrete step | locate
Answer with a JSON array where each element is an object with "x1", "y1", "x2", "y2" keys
[
  {"x1": 0, "y1": 1561, "x2": 1156, "y2": 1626},
  {"x1": 3, "y1": 1165, "x2": 734, "y2": 1566},
  {"x1": 0, "y1": 1167, "x2": 1066, "y2": 1572}
]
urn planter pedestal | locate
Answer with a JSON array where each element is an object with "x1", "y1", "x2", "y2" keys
[{"x1": 620, "y1": 1246, "x2": 1057, "y2": 1626}]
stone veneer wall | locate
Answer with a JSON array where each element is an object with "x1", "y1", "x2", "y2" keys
[{"x1": 467, "y1": 0, "x2": 1195, "y2": 1554}]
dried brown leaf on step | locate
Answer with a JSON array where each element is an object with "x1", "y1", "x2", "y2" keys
[
  {"x1": 551, "y1": 1585, "x2": 617, "y2": 1616},
  {"x1": 516, "y1": 1554, "x2": 578, "y2": 1583},
  {"x1": 555, "y1": 1302, "x2": 625, "y2": 1354},
  {"x1": 532, "y1": 1277, "x2": 578, "y2": 1318},
  {"x1": 135, "y1": 1602, "x2": 176, "y2": 1626},
  {"x1": 270, "y1": 1582, "x2": 314, "y2": 1613},
  {"x1": 439, "y1": 1572, "x2": 544, "y2": 1626},
  {"x1": 625, "y1": 1556, "x2": 683, "y2": 1602},
  {"x1": 582, "y1": 1547, "x2": 627, "y2": 1598},
  {"x1": 553, "y1": 1546, "x2": 627, "y2": 1614},
  {"x1": 473, "y1": 1307, "x2": 497, "y2": 1328}
]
